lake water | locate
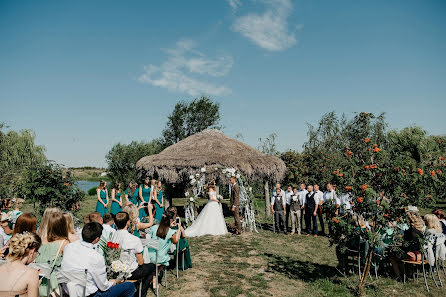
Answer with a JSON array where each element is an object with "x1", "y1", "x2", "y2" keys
[{"x1": 75, "y1": 181, "x2": 99, "y2": 194}]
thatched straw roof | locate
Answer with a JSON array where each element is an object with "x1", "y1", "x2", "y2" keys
[{"x1": 136, "y1": 129, "x2": 286, "y2": 183}]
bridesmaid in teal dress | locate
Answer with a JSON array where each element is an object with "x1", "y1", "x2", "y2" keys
[
  {"x1": 139, "y1": 179, "x2": 151, "y2": 219},
  {"x1": 95, "y1": 180, "x2": 108, "y2": 216},
  {"x1": 151, "y1": 180, "x2": 165, "y2": 223},
  {"x1": 110, "y1": 182, "x2": 123, "y2": 215},
  {"x1": 125, "y1": 182, "x2": 139, "y2": 205}
]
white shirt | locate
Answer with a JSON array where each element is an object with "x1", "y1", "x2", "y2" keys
[
  {"x1": 285, "y1": 190, "x2": 293, "y2": 205},
  {"x1": 112, "y1": 229, "x2": 143, "y2": 273},
  {"x1": 314, "y1": 190, "x2": 324, "y2": 205},
  {"x1": 61, "y1": 241, "x2": 113, "y2": 296},
  {"x1": 102, "y1": 224, "x2": 116, "y2": 241},
  {"x1": 298, "y1": 189, "x2": 308, "y2": 206},
  {"x1": 339, "y1": 193, "x2": 352, "y2": 213},
  {"x1": 323, "y1": 190, "x2": 340, "y2": 205},
  {"x1": 0, "y1": 226, "x2": 10, "y2": 247}
]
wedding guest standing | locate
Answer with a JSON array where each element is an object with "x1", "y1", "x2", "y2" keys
[
  {"x1": 110, "y1": 182, "x2": 123, "y2": 215},
  {"x1": 125, "y1": 182, "x2": 139, "y2": 206},
  {"x1": 314, "y1": 184, "x2": 325, "y2": 236},
  {"x1": 151, "y1": 180, "x2": 165, "y2": 223},
  {"x1": 304, "y1": 185, "x2": 318, "y2": 237},
  {"x1": 139, "y1": 179, "x2": 151, "y2": 219},
  {"x1": 0, "y1": 232, "x2": 41, "y2": 297},
  {"x1": 285, "y1": 185, "x2": 293, "y2": 233},
  {"x1": 271, "y1": 188, "x2": 286, "y2": 234},
  {"x1": 95, "y1": 180, "x2": 109, "y2": 217},
  {"x1": 290, "y1": 187, "x2": 301, "y2": 235},
  {"x1": 297, "y1": 183, "x2": 308, "y2": 232}
]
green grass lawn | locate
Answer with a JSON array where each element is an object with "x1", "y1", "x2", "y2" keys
[{"x1": 23, "y1": 195, "x2": 445, "y2": 297}]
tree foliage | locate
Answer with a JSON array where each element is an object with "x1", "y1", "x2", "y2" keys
[
  {"x1": 0, "y1": 123, "x2": 46, "y2": 197},
  {"x1": 161, "y1": 96, "x2": 221, "y2": 147},
  {"x1": 105, "y1": 140, "x2": 163, "y2": 186}
]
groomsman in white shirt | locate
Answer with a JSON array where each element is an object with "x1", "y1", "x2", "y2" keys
[
  {"x1": 271, "y1": 188, "x2": 287, "y2": 234},
  {"x1": 290, "y1": 187, "x2": 301, "y2": 235},
  {"x1": 285, "y1": 185, "x2": 293, "y2": 233},
  {"x1": 313, "y1": 184, "x2": 325, "y2": 236},
  {"x1": 297, "y1": 183, "x2": 308, "y2": 232},
  {"x1": 323, "y1": 183, "x2": 340, "y2": 235}
]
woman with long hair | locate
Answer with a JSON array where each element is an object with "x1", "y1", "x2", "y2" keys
[
  {"x1": 432, "y1": 209, "x2": 446, "y2": 234},
  {"x1": 122, "y1": 204, "x2": 154, "y2": 238},
  {"x1": 125, "y1": 182, "x2": 139, "y2": 206},
  {"x1": 13, "y1": 213, "x2": 37, "y2": 236},
  {"x1": 62, "y1": 212, "x2": 79, "y2": 243},
  {"x1": 147, "y1": 210, "x2": 182, "y2": 289},
  {"x1": 36, "y1": 207, "x2": 60, "y2": 242},
  {"x1": 34, "y1": 213, "x2": 69, "y2": 296},
  {"x1": 95, "y1": 180, "x2": 109, "y2": 216},
  {"x1": 424, "y1": 214, "x2": 443, "y2": 235},
  {"x1": 151, "y1": 180, "x2": 165, "y2": 223},
  {"x1": 138, "y1": 179, "x2": 151, "y2": 219},
  {"x1": 0, "y1": 232, "x2": 42, "y2": 297},
  {"x1": 110, "y1": 182, "x2": 123, "y2": 215}
]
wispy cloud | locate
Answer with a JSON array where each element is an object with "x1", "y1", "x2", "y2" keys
[
  {"x1": 227, "y1": 0, "x2": 241, "y2": 11},
  {"x1": 232, "y1": 0, "x2": 300, "y2": 51},
  {"x1": 138, "y1": 40, "x2": 233, "y2": 97}
]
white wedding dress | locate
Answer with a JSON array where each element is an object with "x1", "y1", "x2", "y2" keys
[{"x1": 185, "y1": 191, "x2": 228, "y2": 237}]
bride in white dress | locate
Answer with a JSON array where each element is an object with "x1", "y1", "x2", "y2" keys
[{"x1": 185, "y1": 185, "x2": 228, "y2": 237}]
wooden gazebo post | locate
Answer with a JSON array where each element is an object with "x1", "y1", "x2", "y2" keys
[{"x1": 264, "y1": 180, "x2": 271, "y2": 217}]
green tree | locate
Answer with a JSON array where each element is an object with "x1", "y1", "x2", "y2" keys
[
  {"x1": 106, "y1": 140, "x2": 163, "y2": 186},
  {"x1": 161, "y1": 96, "x2": 221, "y2": 147},
  {"x1": 19, "y1": 162, "x2": 85, "y2": 214},
  {"x1": 0, "y1": 123, "x2": 46, "y2": 197}
]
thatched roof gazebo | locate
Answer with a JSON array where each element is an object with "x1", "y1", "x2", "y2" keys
[{"x1": 136, "y1": 129, "x2": 285, "y2": 184}]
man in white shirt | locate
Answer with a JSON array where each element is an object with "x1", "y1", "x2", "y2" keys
[
  {"x1": 284, "y1": 185, "x2": 293, "y2": 233},
  {"x1": 112, "y1": 212, "x2": 155, "y2": 297},
  {"x1": 339, "y1": 192, "x2": 352, "y2": 214},
  {"x1": 289, "y1": 187, "x2": 301, "y2": 235},
  {"x1": 61, "y1": 222, "x2": 135, "y2": 297},
  {"x1": 271, "y1": 188, "x2": 287, "y2": 234},
  {"x1": 313, "y1": 184, "x2": 325, "y2": 236},
  {"x1": 297, "y1": 184, "x2": 308, "y2": 232},
  {"x1": 102, "y1": 213, "x2": 116, "y2": 241},
  {"x1": 323, "y1": 183, "x2": 340, "y2": 235}
]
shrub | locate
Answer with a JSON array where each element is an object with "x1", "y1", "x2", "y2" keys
[{"x1": 88, "y1": 187, "x2": 97, "y2": 196}]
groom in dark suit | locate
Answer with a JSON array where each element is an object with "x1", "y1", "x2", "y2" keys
[{"x1": 230, "y1": 176, "x2": 241, "y2": 235}]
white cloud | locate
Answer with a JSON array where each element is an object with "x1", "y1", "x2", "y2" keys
[
  {"x1": 232, "y1": 0, "x2": 300, "y2": 51},
  {"x1": 138, "y1": 40, "x2": 233, "y2": 97},
  {"x1": 227, "y1": 0, "x2": 242, "y2": 10}
]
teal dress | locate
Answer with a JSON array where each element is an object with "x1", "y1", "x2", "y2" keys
[
  {"x1": 139, "y1": 186, "x2": 151, "y2": 219},
  {"x1": 110, "y1": 191, "x2": 122, "y2": 215},
  {"x1": 154, "y1": 190, "x2": 165, "y2": 223},
  {"x1": 126, "y1": 188, "x2": 139, "y2": 205},
  {"x1": 148, "y1": 225, "x2": 176, "y2": 266},
  {"x1": 95, "y1": 189, "x2": 107, "y2": 216}
]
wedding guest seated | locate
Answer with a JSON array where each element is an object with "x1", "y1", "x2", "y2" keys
[
  {"x1": 165, "y1": 206, "x2": 192, "y2": 270},
  {"x1": 61, "y1": 222, "x2": 135, "y2": 297},
  {"x1": 13, "y1": 213, "x2": 37, "y2": 235},
  {"x1": 424, "y1": 214, "x2": 443, "y2": 236},
  {"x1": 0, "y1": 213, "x2": 13, "y2": 248},
  {"x1": 432, "y1": 209, "x2": 446, "y2": 235},
  {"x1": 102, "y1": 213, "x2": 116, "y2": 240},
  {"x1": 147, "y1": 210, "x2": 183, "y2": 289},
  {"x1": 112, "y1": 212, "x2": 156, "y2": 297},
  {"x1": 36, "y1": 207, "x2": 61, "y2": 242},
  {"x1": 63, "y1": 212, "x2": 79, "y2": 243},
  {"x1": 122, "y1": 204, "x2": 153, "y2": 238},
  {"x1": 34, "y1": 212, "x2": 69, "y2": 296},
  {"x1": 9, "y1": 198, "x2": 25, "y2": 226},
  {"x1": 0, "y1": 232, "x2": 42, "y2": 297}
]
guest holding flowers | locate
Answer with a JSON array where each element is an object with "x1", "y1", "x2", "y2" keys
[
  {"x1": 111, "y1": 183, "x2": 123, "y2": 216},
  {"x1": 95, "y1": 180, "x2": 109, "y2": 217}
]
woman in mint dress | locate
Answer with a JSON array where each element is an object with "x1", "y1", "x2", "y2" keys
[
  {"x1": 95, "y1": 180, "x2": 108, "y2": 216},
  {"x1": 125, "y1": 182, "x2": 139, "y2": 205},
  {"x1": 110, "y1": 182, "x2": 123, "y2": 215},
  {"x1": 139, "y1": 179, "x2": 151, "y2": 219},
  {"x1": 151, "y1": 180, "x2": 165, "y2": 223}
]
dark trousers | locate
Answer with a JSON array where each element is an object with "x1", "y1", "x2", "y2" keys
[
  {"x1": 317, "y1": 206, "x2": 325, "y2": 235},
  {"x1": 285, "y1": 204, "x2": 290, "y2": 232},
  {"x1": 274, "y1": 210, "x2": 286, "y2": 234},
  {"x1": 128, "y1": 263, "x2": 156, "y2": 297},
  {"x1": 305, "y1": 211, "x2": 318, "y2": 235},
  {"x1": 233, "y1": 206, "x2": 241, "y2": 233},
  {"x1": 93, "y1": 282, "x2": 135, "y2": 297}
]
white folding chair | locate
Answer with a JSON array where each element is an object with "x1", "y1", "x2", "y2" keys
[
  {"x1": 144, "y1": 238, "x2": 166, "y2": 297},
  {"x1": 120, "y1": 249, "x2": 142, "y2": 297},
  {"x1": 56, "y1": 268, "x2": 88, "y2": 297},
  {"x1": 30, "y1": 261, "x2": 53, "y2": 297}
]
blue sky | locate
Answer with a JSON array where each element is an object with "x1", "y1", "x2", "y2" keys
[{"x1": 1, "y1": 0, "x2": 445, "y2": 168}]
